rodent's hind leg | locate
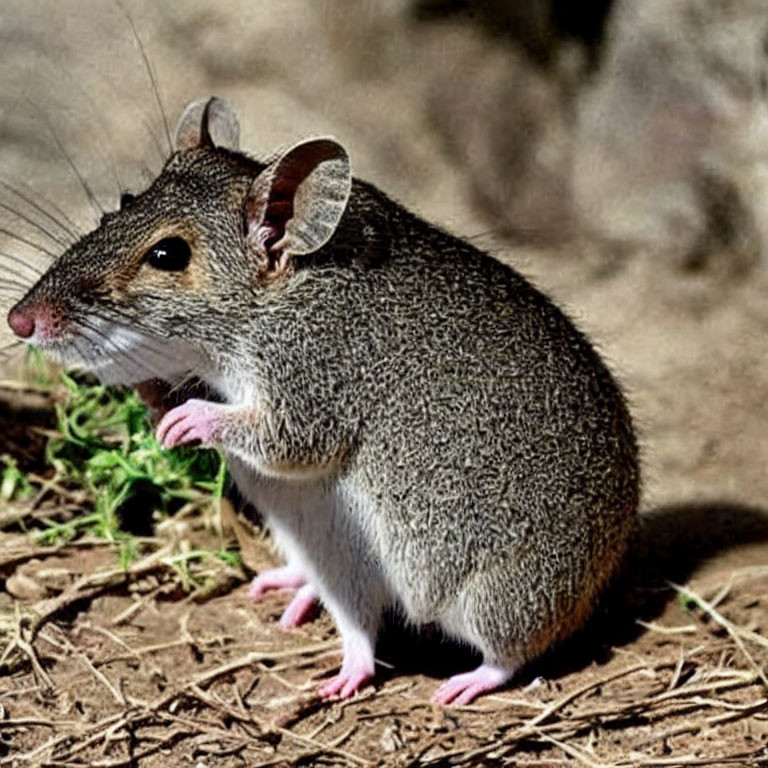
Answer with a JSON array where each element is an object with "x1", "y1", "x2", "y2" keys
[
  {"x1": 318, "y1": 622, "x2": 376, "y2": 700},
  {"x1": 247, "y1": 565, "x2": 305, "y2": 600},
  {"x1": 279, "y1": 583, "x2": 319, "y2": 629},
  {"x1": 432, "y1": 663, "x2": 513, "y2": 707},
  {"x1": 316, "y1": 576, "x2": 387, "y2": 700},
  {"x1": 248, "y1": 566, "x2": 320, "y2": 629}
]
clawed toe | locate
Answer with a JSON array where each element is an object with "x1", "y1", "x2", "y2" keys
[
  {"x1": 432, "y1": 664, "x2": 511, "y2": 706},
  {"x1": 318, "y1": 667, "x2": 373, "y2": 700},
  {"x1": 155, "y1": 399, "x2": 222, "y2": 449}
]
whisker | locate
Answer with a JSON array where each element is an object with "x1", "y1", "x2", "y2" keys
[
  {"x1": 70, "y1": 333, "x2": 97, "y2": 364},
  {"x1": 0, "y1": 251, "x2": 44, "y2": 278},
  {"x1": 0, "y1": 340, "x2": 24, "y2": 356},
  {"x1": 114, "y1": 331, "x2": 167, "y2": 360},
  {"x1": 94, "y1": 316, "x2": 183, "y2": 365},
  {"x1": 41, "y1": 59, "x2": 126, "y2": 202},
  {"x1": 142, "y1": 117, "x2": 167, "y2": 167},
  {"x1": 69, "y1": 336, "x2": 89, "y2": 364},
  {"x1": 167, "y1": 372, "x2": 200, "y2": 398},
  {"x1": 117, "y1": 341, "x2": 173, "y2": 379},
  {"x1": 87, "y1": 307, "x2": 198, "y2": 372},
  {"x1": 114, "y1": 0, "x2": 173, "y2": 156},
  {"x1": 127, "y1": 337, "x2": 179, "y2": 370},
  {"x1": 0, "y1": 276, "x2": 35, "y2": 292},
  {"x1": 98, "y1": 324, "x2": 197, "y2": 375},
  {"x1": 465, "y1": 229, "x2": 504, "y2": 242},
  {"x1": 0, "y1": 179, "x2": 82, "y2": 240},
  {"x1": 77, "y1": 317, "x2": 152, "y2": 378},
  {"x1": 75, "y1": 327, "x2": 136, "y2": 383},
  {"x1": 0, "y1": 199, "x2": 69, "y2": 248},
  {"x1": 27, "y1": 100, "x2": 105, "y2": 219},
  {"x1": 0, "y1": 225, "x2": 58, "y2": 259},
  {"x1": 89, "y1": 305, "x2": 166, "y2": 345},
  {"x1": 71, "y1": 332, "x2": 130, "y2": 380}
]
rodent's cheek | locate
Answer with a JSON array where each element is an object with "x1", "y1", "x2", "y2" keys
[{"x1": 178, "y1": 260, "x2": 209, "y2": 293}]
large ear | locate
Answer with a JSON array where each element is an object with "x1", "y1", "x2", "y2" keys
[
  {"x1": 245, "y1": 138, "x2": 352, "y2": 264},
  {"x1": 174, "y1": 97, "x2": 240, "y2": 151}
]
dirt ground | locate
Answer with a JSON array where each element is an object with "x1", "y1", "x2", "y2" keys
[
  {"x1": 2, "y1": 2, "x2": 768, "y2": 766},
  {"x1": 2, "y1": 494, "x2": 768, "y2": 767}
]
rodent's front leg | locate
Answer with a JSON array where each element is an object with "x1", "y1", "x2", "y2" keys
[
  {"x1": 155, "y1": 398, "x2": 346, "y2": 476},
  {"x1": 137, "y1": 378, "x2": 219, "y2": 425}
]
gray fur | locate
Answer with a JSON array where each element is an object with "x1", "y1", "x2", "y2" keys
[{"x1": 8, "y1": 100, "x2": 639, "y2": 687}]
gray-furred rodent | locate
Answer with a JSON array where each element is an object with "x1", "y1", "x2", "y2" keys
[{"x1": 7, "y1": 97, "x2": 640, "y2": 705}]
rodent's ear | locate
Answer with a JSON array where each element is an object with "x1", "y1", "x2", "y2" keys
[
  {"x1": 174, "y1": 97, "x2": 240, "y2": 151},
  {"x1": 245, "y1": 138, "x2": 351, "y2": 263}
]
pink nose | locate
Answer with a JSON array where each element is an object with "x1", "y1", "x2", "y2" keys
[{"x1": 7, "y1": 308, "x2": 35, "y2": 338}]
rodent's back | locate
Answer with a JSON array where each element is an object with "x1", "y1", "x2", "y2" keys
[{"x1": 280, "y1": 181, "x2": 639, "y2": 642}]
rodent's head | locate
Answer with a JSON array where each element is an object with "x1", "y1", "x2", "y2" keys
[{"x1": 6, "y1": 97, "x2": 352, "y2": 384}]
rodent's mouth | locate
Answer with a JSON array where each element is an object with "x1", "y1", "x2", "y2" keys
[
  {"x1": 20, "y1": 334, "x2": 127, "y2": 385},
  {"x1": 26, "y1": 335, "x2": 83, "y2": 368}
]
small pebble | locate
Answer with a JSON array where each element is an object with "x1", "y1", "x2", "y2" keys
[{"x1": 6, "y1": 572, "x2": 47, "y2": 601}]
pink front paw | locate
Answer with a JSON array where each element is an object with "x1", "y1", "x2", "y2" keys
[{"x1": 156, "y1": 399, "x2": 223, "y2": 449}]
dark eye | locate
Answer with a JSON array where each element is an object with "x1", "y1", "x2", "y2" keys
[
  {"x1": 119, "y1": 192, "x2": 135, "y2": 209},
  {"x1": 145, "y1": 237, "x2": 192, "y2": 271}
]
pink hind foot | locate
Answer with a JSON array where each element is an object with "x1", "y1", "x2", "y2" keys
[
  {"x1": 279, "y1": 584, "x2": 319, "y2": 629},
  {"x1": 248, "y1": 568, "x2": 320, "y2": 629},
  {"x1": 432, "y1": 663, "x2": 512, "y2": 706},
  {"x1": 318, "y1": 634, "x2": 375, "y2": 700},
  {"x1": 247, "y1": 566, "x2": 305, "y2": 601}
]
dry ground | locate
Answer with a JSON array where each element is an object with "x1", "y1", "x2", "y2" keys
[
  {"x1": 1, "y1": 494, "x2": 768, "y2": 768},
  {"x1": 2, "y1": 2, "x2": 768, "y2": 766}
]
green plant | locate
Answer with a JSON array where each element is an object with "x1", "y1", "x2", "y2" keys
[
  {"x1": 0, "y1": 455, "x2": 36, "y2": 501},
  {"x1": 37, "y1": 370, "x2": 227, "y2": 553}
]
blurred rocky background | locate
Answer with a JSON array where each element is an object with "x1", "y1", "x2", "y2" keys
[{"x1": 1, "y1": 0, "x2": 768, "y2": 515}]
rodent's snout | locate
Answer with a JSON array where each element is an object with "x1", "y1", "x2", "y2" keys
[
  {"x1": 7, "y1": 298, "x2": 68, "y2": 342},
  {"x1": 7, "y1": 305, "x2": 35, "y2": 339}
]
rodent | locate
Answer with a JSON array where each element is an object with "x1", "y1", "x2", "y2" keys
[{"x1": 6, "y1": 97, "x2": 640, "y2": 705}]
